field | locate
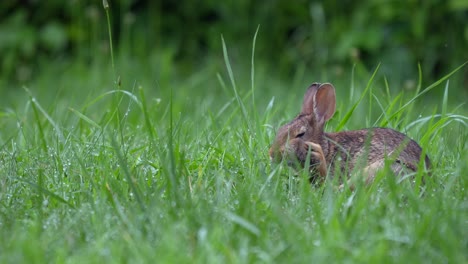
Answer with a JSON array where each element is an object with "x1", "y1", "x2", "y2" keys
[{"x1": 1, "y1": 34, "x2": 467, "y2": 263}]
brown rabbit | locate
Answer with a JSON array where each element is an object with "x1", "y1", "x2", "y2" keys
[{"x1": 269, "y1": 82, "x2": 431, "y2": 186}]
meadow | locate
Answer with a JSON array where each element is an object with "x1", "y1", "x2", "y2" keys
[{"x1": 1, "y1": 30, "x2": 467, "y2": 263}]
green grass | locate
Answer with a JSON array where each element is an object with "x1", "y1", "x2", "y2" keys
[{"x1": 0, "y1": 44, "x2": 467, "y2": 263}]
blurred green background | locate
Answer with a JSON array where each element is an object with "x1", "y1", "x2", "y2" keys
[{"x1": 0, "y1": 0, "x2": 467, "y2": 92}]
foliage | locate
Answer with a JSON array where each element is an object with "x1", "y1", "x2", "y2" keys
[
  {"x1": 0, "y1": 1, "x2": 467, "y2": 262},
  {"x1": 0, "y1": 46, "x2": 467, "y2": 262},
  {"x1": 0, "y1": 0, "x2": 467, "y2": 85}
]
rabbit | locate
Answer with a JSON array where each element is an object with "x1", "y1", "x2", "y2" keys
[{"x1": 269, "y1": 82, "x2": 431, "y2": 186}]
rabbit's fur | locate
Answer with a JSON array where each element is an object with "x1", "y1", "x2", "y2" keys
[{"x1": 269, "y1": 83, "x2": 431, "y2": 185}]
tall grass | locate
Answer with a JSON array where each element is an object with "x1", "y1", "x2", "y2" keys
[{"x1": 0, "y1": 8, "x2": 467, "y2": 263}]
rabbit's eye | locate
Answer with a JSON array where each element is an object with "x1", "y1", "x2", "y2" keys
[{"x1": 296, "y1": 132, "x2": 305, "y2": 138}]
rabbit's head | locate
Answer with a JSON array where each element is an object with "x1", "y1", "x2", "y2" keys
[{"x1": 269, "y1": 83, "x2": 336, "y2": 166}]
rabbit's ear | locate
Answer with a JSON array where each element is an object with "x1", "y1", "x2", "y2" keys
[
  {"x1": 301, "y1": 83, "x2": 321, "y2": 115},
  {"x1": 314, "y1": 83, "x2": 336, "y2": 123}
]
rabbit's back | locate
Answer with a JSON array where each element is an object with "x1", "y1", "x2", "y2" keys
[{"x1": 325, "y1": 127, "x2": 430, "y2": 176}]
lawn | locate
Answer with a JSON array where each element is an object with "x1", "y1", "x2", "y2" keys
[{"x1": 0, "y1": 43, "x2": 467, "y2": 263}]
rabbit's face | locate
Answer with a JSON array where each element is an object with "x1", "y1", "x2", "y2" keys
[
  {"x1": 269, "y1": 115, "x2": 322, "y2": 166},
  {"x1": 269, "y1": 82, "x2": 336, "y2": 168}
]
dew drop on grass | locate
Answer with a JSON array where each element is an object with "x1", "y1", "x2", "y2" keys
[{"x1": 136, "y1": 157, "x2": 143, "y2": 165}]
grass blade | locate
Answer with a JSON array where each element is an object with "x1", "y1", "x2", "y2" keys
[
  {"x1": 251, "y1": 25, "x2": 260, "y2": 107},
  {"x1": 442, "y1": 80, "x2": 449, "y2": 116},
  {"x1": 138, "y1": 85, "x2": 158, "y2": 141},
  {"x1": 383, "y1": 61, "x2": 467, "y2": 126},
  {"x1": 221, "y1": 35, "x2": 252, "y2": 132},
  {"x1": 69, "y1": 107, "x2": 101, "y2": 128},
  {"x1": 110, "y1": 134, "x2": 145, "y2": 212},
  {"x1": 337, "y1": 63, "x2": 380, "y2": 130}
]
